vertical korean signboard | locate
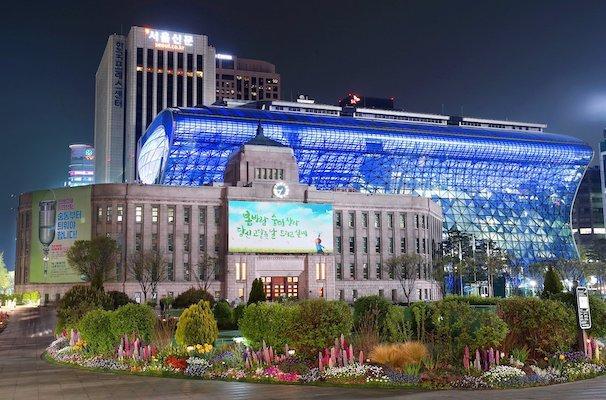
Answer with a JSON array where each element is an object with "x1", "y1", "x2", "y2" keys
[{"x1": 29, "y1": 186, "x2": 91, "y2": 283}]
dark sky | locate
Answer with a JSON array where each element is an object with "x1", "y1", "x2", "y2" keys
[{"x1": 2, "y1": 0, "x2": 606, "y2": 268}]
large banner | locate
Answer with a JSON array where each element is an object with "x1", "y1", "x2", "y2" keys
[
  {"x1": 29, "y1": 186, "x2": 92, "y2": 283},
  {"x1": 228, "y1": 200, "x2": 333, "y2": 254}
]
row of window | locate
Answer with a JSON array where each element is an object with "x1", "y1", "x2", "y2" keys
[
  {"x1": 335, "y1": 211, "x2": 432, "y2": 230},
  {"x1": 96, "y1": 204, "x2": 220, "y2": 225},
  {"x1": 338, "y1": 288, "x2": 433, "y2": 302},
  {"x1": 255, "y1": 168, "x2": 284, "y2": 180},
  {"x1": 334, "y1": 236, "x2": 433, "y2": 254},
  {"x1": 335, "y1": 262, "x2": 429, "y2": 280},
  {"x1": 134, "y1": 232, "x2": 219, "y2": 254}
]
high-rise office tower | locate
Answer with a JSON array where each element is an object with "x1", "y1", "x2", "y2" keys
[
  {"x1": 215, "y1": 54, "x2": 280, "y2": 102},
  {"x1": 94, "y1": 26, "x2": 216, "y2": 183},
  {"x1": 67, "y1": 144, "x2": 95, "y2": 187}
]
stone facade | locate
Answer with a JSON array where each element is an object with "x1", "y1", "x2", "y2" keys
[{"x1": 15, "y1": 134, "x2": 442, "y2": 304}]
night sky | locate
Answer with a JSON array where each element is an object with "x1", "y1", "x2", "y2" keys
[{"x1": 2, "y1": 0, "x2": 606, "y2": 268}]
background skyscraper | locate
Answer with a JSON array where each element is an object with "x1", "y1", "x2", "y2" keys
[
  {"x1": 66, "y1": 144, "x2": 95, "y2": 187},
  {"x1": 94, "y1": 26, "x2": 216, "y2": 184},
  {"x1": 215, "y1": 54, "x2": 281, "y2": 102}
]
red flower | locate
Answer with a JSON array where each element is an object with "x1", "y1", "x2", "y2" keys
[{"x1": 165, "y1": 355, "x2": 187, "y2": 371}]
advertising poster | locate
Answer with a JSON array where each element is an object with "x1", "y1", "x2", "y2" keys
[
  {"x1": 29, "y1": 186, "x2": 91, "y2": 283},
  {"x1": 228, "y1": 200, "x2": 334, "y2": 254}
]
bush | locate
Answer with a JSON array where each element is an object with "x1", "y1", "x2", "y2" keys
[
  {"x1": 384, "y1": 305, "x2": 413, "y2": 343},
  {"x1": 78, "y1": 309, "x2": 116, "y2": 354},
  {"x1": 106, "y1": 291, "x2": 132, "y2": 310},
  {"x1": 289, "y1": 299, "x2": 354, "y2": 357},
  {"x1": 175, "y1": 301, "x2": 219, "y2": 346},
  {"x1": 110, "y1": 303, "x2": 157, "y2": 342},
  {"x1": 56, "y1": 286, "x2": 111, "y2": 333},
  {"x1": 497, "y1": 297, "x2": 576, "y2": 357},
  {"x1": 213, "y1": 300, "x2": 235, "y2": 330},
  {"x1": 239, "y1": 302, "x2": 296, "y2": 349},
  {"x1": 353, "y1": 295, "x2": 391, "y2": 338},
  {"x1": 233, "y1": 304, "x2": 246, "y2": 328},
  {"x1": 542, "y1": 266, "x2": 564, "y2": 298},
  {"x1": 247, "y1": 278, "x2": 266, "y2": 304},
  {"x1": 173, "y1": 288, "x2": 214, "y2": 309},
  {"x1": 369, "y1": 341, "x2": 429, "y2": 369},
  {"x1": 442, "y1": 295, "x2": 500, "y2": 306},
  {"x1": 22, "y1": 291, "x2": 41, "y2": 304}
]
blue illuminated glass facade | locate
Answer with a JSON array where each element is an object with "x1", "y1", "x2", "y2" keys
[{"x1": 138, "y1": 107, "x2": 593, "y2": 265}]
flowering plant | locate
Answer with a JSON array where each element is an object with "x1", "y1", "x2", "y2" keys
[
  {"x1": 186, "y1": 343, "x2": 213, "y2": 357},
  {"x1": 164, "y1": 355, "x2": 188, "y2": 371},
  {"x1": 262, "y1": 366, "x2": 301, "y2": 382},
  {"x1": 185, "y1": 357, "x2": 210, "y2": 377},
  {"x1": 482, "y1": 365, "x2": 526, "y2": 387}
]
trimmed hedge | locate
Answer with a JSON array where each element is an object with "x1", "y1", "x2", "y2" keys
[
  {"x1": 173, "y1": 288, "x2": 215, "y2": 309},
  {"x1": 213, "y1": 300, "x2": 235, "y2": 330},
  {"x1": 56, "y1": 286, "x2": 111, "y2": 333},
  {"x1": 175, "y1": 301, "x2": 218, "y2": 346},
  {"x1": 110, "y1": 303, "x2": 156, "y2": 342},
  {"x1": 78, "y1": 309, "x2": 115, "y2": 354},
  {"x1": 239, "y1": 302, "x2": 296, "y2": 349}
]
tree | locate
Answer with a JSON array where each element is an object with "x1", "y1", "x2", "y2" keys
[
  {"x1": 66, "y1": 236, "x2": 118, "y2": 291},
  {"x1": 0, "y1": 252, "x2": 11, "y2": 294},
  {"x1": 194, "y1": 255, "x2": 219, "y2": 292},
  {"x1": 128, "y1": 250, "x2": 167, "y2": 302},
  {"x1": 385, "y1": 253, "x2": 424, "y2": 305},
  {"x1": 431, "y1": 254, "x2": 453, "y2": 298},
  {"x1": 248, "y1": 278, "x2": 267, "y2": 304},
  {"x1": 542, "y1": 266, "x2": 564, "y2": 298}
]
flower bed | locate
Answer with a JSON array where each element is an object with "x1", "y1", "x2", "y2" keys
[
  {"x1": 0, "y1": 312, "x2": 9, "y2": 334},
  {"x1": 45, "y1": 329, "x2": 606, "y2": 390}
]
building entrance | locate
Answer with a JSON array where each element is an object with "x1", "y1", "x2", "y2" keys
[{"x1": 261, "y1": 276, "x2": 299, "y2": 300}]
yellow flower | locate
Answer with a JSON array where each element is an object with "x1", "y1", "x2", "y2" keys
[
  {"x1": 186, "y1": 345, "x2": 195, "y2": 352},
  {"x1": 544, "y1": 357, "x2": 548, "y2": 361},
  {"x1": 559, "y1": 354, "x2": 565, "y2": 361}
]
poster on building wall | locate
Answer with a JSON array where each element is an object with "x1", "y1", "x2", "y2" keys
[
  {"x1": 228, "y1": 200, "x2": 334, "y2": 254},
  {"x1": 29, "y1": 186, "x2": 92, "y2": 283}
]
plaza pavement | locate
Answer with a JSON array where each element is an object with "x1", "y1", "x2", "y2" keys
[{"x1": 1, "y1": 306, "x2": 606, "y2": 399}]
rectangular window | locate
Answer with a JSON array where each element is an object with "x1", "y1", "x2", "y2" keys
[
  {"x1": 418, "y1": 289, "x2": 422, "y2": 301},
  {"x1": 376, "y1": 263, "x2": 382, "y2": 279},
  {"x1": 336, "y1": 263, "x2": 343, "y2": 280},
  {"x1": 349, "y1": 237, "x2": 355, "y2": 253},
  {"x1": 335, "y1": 211, "x2": 342, "y2": 227},
  {"x1": 152, "y1": 233, "x2": 158, "y2": 251},
  {"x1": 214, "y1": 234, "x2": 219, "y2": 252},
  {"x1": 199, "y1": 206, "x2": 206, "y2": 224},
  {"x1": 315, "y1": 263, "x2": 326, "y2": 280},
  {"x1": 339, "y1": 289, "x2": 345, "y2": 301},
  {"x1": 363, "y1": 263, "x2": 369, "y2": 279},
  {"x1": 117, "y1": 205, "x2": 123, "y2": 222},
  {"x1": 335, "y1": 236, "x2": 342, "y2": 253},
  {"x1": 97, "y1": 206, "x2": 103, "y2": 220},
  {"x1": 422, "y1": 238, "x2": 426, "y2": 254},
  {"x1": 400, "y1": 237, "x2": 407, "y2": 253},
  {"x1": 421, "y1": 215, "x2": 426, "y2": 229},
  {"x1": 214, "y1": 206, "x2": 220, "y2": 225},
  {"x1": 167, "y1": 52, "x2": 174, "y2": 106},
  {"x1": 415, "y1": 214, "x2": 419, "y2": 228},
  {"x1": 168, "y1": 234, "x2": 174, "y2": 252},
  {"x1": 184, "y1": 234, "x2": 190, "y2": 252},
  {"x1": 348, "y1": 212, "x2": 355, "y2": 228},
  {"x1": 199, "y1": 234, "x2": 206, "y2": 252},
  {"x1": 399, "y1": 213, "x2": 406, "y2": 229},
  {"x1": 135, "y1": 206, "x2": 143, "y2": 223},
  {"x1": 424, "y1": 288, "x2": 429, "y2": 300},
  {"x1": 151, "y1": 206, "x2": 159, "y2": 223},
  {"x1": 135, "y1": 233, "x2": 142, "y2": 251},
  {"x1": 379, "y1": 289, "x2": 384, "y2": 298},
  {"x1": 235, "y1": 262, "x2": 246, "y2": 281},
  {"x1": 389, "y1": 237, "x2": 394, "y2": 254},
  {"x1": 184, "y1": 262, "x2": 191, "y2": 281},
  {"x1": 374, "y1": 212, "x2": 381, "y2": 228},
  {"x1": 375, "y1": 237, "x2": 381, "y2": 253},
  {"x1": 184, "y1": 206, "x2": 191, "y2": 224},
  {"x1": 167, "y1": 262, "x2": 174, "y2": 281},
  {"x1": 362, "y1": 212, "x2": 368, "y2": 228},
  {"x1": 349, "y1": 263, "x2": 355, "y2": 279},
  {"x1": 168, "y1": 206, "x2": 175, "y2": 223},
  {"x1": 387, "y1": 213, "x2": 393, "y2": 229},
  {"x1": 106, "y1": 206, "x2": 112, "y2": 223},
  {"x1": 392, "y1": 289, "x2": 397, "y2": 302},
  {"x1": 362, "y1": 237, "x2": 368, "y2": 253},
  {"x1": 353, "y1": 289, "x2": 358, "y2": 300},
  {"x1": 416, "y1": 238, "x2": 420, "y2": 254}
]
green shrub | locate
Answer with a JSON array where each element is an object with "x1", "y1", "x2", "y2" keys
[
  {"x1": 22, "y1": 291, "x2": 41, "y2": 304},
  {"x1": 213, "y1": 300, "x2": 234, "y2": 330},
  {"x1": 552, "y1": 293, "x2": 606, "y2": 337},
  {"x1": 247, "y1": 278, "x2": 266, "y2": 304},
  {"x1": 175, "y1": 301, "x2": 218, "y2": 346},
  {"x1": 239, "y1": 302, "x2": 296, "y2": 349},
  {"x1": 353, "y1": 295, "x2": 391, "y2": 338},
  {"x1": 173, "y1": 287, "x2": 215, "y2": 309},
  {"x1": 110, "y1": 303, "x2": 157, "y2": 342},
  {"x1": 497, "y1": 297, "x2": 576, "y2": 356},
  {"x1": 289, "y1": 299, "x2": 353, "y2": 357},
  {"x1": 442, "y1": 295, "x2": 500, "y2": 305},
  {"x1": 146, "y1": 300, "x2": 157, "y2": 307},
  {"x1": 78, "y1": 309, "x2": 116, "y2": 354},
  {"x1": 384, "y1": 305, "x2": 413, "y2": 342},
  {"x1": 106, "y1": 291, "x2": 132, "y2": 309},
  {"x1": 233, "y1": 304, "x2": 246, "y2": 328},
  {"x1": 56, "y1": 286, "x2": 111, "y2": 333},
  {"x1": 542, "y1": 266, "x2": 564, "y2": 298}
]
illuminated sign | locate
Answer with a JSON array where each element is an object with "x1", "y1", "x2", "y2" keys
[
  {"x1": 145, "y1": 28, "x2": 193, "y2": 51},
  {"x1": 215, "y1": 54, "x2": 233, "y2": 60},
  {"x1": 113, "y1": 39, "x2": 125, "y2": 108},
  {"x1": 84, "y1": 148, "x2": 95, "y2": 161},
  {"x1": 228, "y1": 200, "x2": 333, "y2": 254}
]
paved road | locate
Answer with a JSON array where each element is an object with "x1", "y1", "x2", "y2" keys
[{"x1": 1, "y1": 307, "x2": 606, "y2": 400}]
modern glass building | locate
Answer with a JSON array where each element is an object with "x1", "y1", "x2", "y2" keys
[{"x1": 138, "y1": 104, "x2": 593, "y2": 265}]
